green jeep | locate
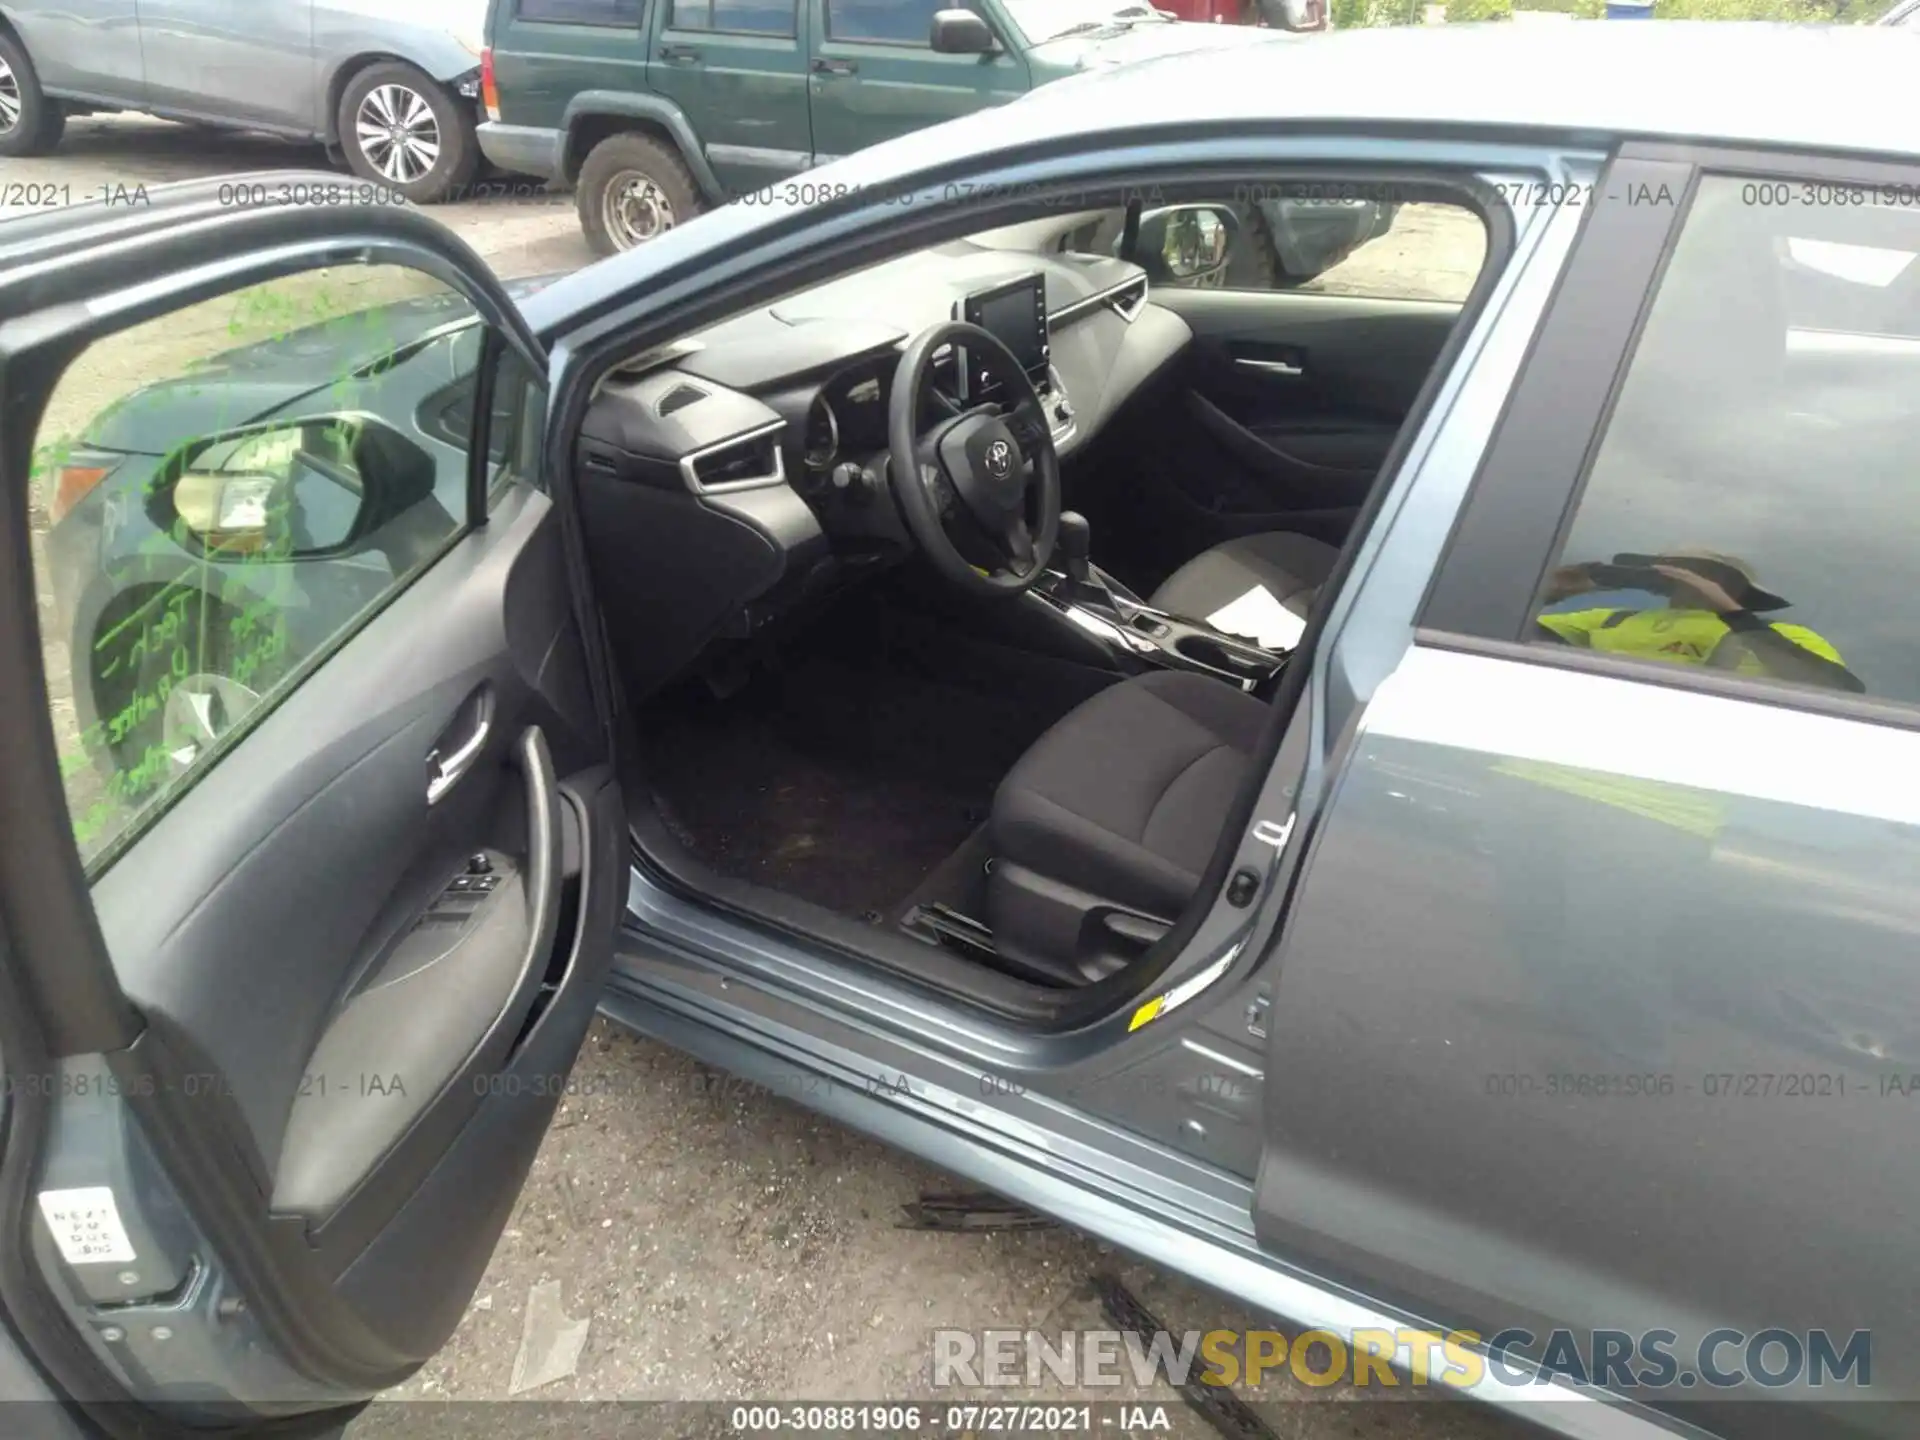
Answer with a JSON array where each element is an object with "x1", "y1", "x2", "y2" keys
[{"x1": 478, "y1": 0, "x2": 1392, "y2": 272}]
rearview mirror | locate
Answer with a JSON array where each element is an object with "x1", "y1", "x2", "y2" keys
[
  {"x1": 151, "y1": 414, "x2": 438, "y2": 561},
  {"x1": 931, "y1": 8, "x2": 999, "y2": 53},
  {"x1": 1125, "y1": 205, "x2": 1239, "y2": 288}
]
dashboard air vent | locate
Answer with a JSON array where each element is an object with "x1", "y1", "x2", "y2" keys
[
  {"x1": 682, "y1": 423, "x2": 786, "y2": 493},
  {"x1": 657, "y1": 383, "x2": 708, "y2": 417}
]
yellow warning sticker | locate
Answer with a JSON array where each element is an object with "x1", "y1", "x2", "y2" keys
[{"x1": 1128, "y1": 996, "x2": 1165, "y2": 1031}]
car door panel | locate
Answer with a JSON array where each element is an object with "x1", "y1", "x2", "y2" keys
[
  {"x1": 804, "y1": 0, "x2": 1027, "y2": 164},
  {"x1": 1160, "y1": 288, "x2": 1459, "y2": 436},
  {"x1": 88, "y1": 491, "x2": 616, "y2": 1366},
  {"x1": 5, "y1": 0, "x2": 144, "y2": 102},
  {"x1": 0, "y1": 183, "x2": 621, "y2": 1416},
  {"x1": 137, "y1": 0, "x2": 316, "y2": 132},
  {"x1": 647, "y1": 0, "x2": 813, "y2": 193},
  {"x1": 1247, "y1": 151, "x2": 1920, "y2": 1433}
]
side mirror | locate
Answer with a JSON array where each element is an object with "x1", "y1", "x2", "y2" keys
[
  {"x1": 149, "y1": 414, "x2": 438, "y2": 562},
  {"x1": 1124, "y1": 204, "x2": 1240, "y2": 288},
  {"x1": 931, "y1": 8, "x2": 999, "y2": 53}
]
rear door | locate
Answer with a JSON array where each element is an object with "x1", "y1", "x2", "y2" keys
[
  {"x1": 646, "y1": 0, "x2": 813, "y2": 194},
  {"x1": 137, "y1": 0, "x2": 316, "y2": 131},
  {"x1": 5, "y1": 0, "x2": 145, "y2": 104},
  {"x1": 804, "y1": 0, "x2": 1026, "y2": 162},
  {"x1": 1252, "y1": 147, "x2": 1920, "y2": 1432},
  {"x1": 0, "y1": 178, "x2": 623, "y2": 1425}
]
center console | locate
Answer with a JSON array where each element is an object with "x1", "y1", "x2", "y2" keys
[
  {"x1": 1025, "y1": 511, "x2": 1288, "y2": 693},
  {"x1": 952, "y1": 273, "x2": 1281, "y2": 690}
]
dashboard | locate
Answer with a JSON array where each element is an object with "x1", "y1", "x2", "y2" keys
[{"x1": 572, "y1": 234, "x2": 1194, "y2": 699}]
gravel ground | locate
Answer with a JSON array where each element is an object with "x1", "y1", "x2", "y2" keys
[{"x1": 7, "y1": 118, "x2": 1515, "y2": 1438}]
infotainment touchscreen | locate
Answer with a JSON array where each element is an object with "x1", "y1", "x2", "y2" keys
[{"x1": 957, "y1": 274, "x2": 1049, "y2": 390}]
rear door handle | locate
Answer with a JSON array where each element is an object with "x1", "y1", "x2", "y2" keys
[
  {"x1": 810, "y1": 56, "x2": 857, "y2": 75},
  {"x1": 659, "y1": 42, "x2": 701, "y2": 61},
  {"x1": 427, "y1": 688, "x2": 496, "y2": 805}
]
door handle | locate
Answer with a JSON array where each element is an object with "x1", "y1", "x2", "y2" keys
[
  {"x1": 1234, "y1": 356, "x2": 1305, "y2": 378},
  {"x1": 810, "y1": 56, "x2": 857, "y2": 75},
  {"x1": 659, "y1": 42, "x2": 701, "y2": 61},
  {"x1": 427, "y1": 688, "x2": 496, "y2": 805}
]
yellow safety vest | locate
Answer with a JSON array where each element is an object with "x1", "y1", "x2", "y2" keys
[{"x1": 1536, "y1": 606, "x2": 1847, "y2": 674}]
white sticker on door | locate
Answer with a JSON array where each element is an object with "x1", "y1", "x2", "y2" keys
[{"x1": 37, "y1": 1187, "x2": 137, "y2": 1265}]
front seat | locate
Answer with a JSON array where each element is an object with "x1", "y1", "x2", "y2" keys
[
  {"x1": 1148, "y1": 530, "x2": 1338, "y2": 625},
  {"x1": 988, "y1": 670, "x2": 1270, "y2": 984}
]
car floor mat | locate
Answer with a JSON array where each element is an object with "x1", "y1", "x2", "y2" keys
[
  {"x1": 898, "y1": 1191, "x2": 1054, "y2": 1231},
  {"x1": 1094, "y1": 1273, "x2": 1282, "y2": 1440}
]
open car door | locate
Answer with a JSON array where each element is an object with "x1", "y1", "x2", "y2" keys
[{"x1": 0, "y1": 178, "x2": 623, "y2": 1433}]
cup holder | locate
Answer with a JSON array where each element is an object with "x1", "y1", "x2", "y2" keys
[{"x1": 1175, "y1": 634, "x2": 1267, "y2": 676}]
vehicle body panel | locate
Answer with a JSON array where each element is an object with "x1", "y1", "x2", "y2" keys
[
  {"x1": 311, "y1": 0, "x2": 490, "y2": 141},
  {"x1": 7, "y1": 24, "x2": 1920, "y2": 1440},
  {"x1": 1, "y1": 0, "x2": 484, "y2": 141},
  {"x1": 1259, "y1": 646, "x2": 1920, "y2": 1436},
  {"x1": 483, "y1": 0, "x2": 1285, "y2": 178},
  {"x1": 805, "y1": 0, "x2": 1029, "y2": 162},
  {"x1": 486, "y1": 4, "x2": 651, "y2": 176},
  {"x1": 0, "y1": 0, "x2": 144, "y2": 102},
  {"x1": 647, "y1": 0, "x2": 814, "y2": 192},
  {"x1": 137, "y1": 0, "x2": 317, "y2": 132}
]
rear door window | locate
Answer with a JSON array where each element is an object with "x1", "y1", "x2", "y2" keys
[{"x1": 1532, "y1": 174, "x2": 1920, "y2": 703}]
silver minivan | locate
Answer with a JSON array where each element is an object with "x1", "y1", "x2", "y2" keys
[{"x1": 0, "y1": 0, "x2": 489, "y2": 202}]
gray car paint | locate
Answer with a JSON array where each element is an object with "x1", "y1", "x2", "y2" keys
[
  {"x1": 11, "y1": 23, "x2": 1920, "y2": 1439},
  {"x1": 0, "y1": 0, "x2": 483, "y2": 140},
  {"x1": 500, "y1": 24, "x2": 1920, "y2": 1438},
  {"x1": 601, "y1": 138, "x2": 1651, "y2": 1436}
]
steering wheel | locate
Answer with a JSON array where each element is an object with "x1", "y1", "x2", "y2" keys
[{"x1": 887, "y1": 320, "x2": 1061, "y2": 598}]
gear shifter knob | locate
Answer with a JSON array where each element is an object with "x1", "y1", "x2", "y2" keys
[{"x1": 1058, "y1": 510, "x2": 1092, "y2": 584}]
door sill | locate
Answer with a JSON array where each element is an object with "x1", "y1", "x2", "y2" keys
[{"x1": 620, "y1": 796, "x2": 1102, "y2": 1028}]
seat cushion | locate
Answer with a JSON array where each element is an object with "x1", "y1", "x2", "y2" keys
[
  {"x1": 1149, "y1": 531, "x2": 1339, "y2": 629},
  {"x1": 990, "y1": 670, "x2": 1270, "y2": 921}
]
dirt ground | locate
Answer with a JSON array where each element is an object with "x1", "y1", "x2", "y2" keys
[{"x1": 8, "y1": 118, "x2": 1517, "y2": 1437}]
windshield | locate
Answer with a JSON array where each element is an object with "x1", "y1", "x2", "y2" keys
[{"x1": 999, "y1": 0, "x2": 1166, "y2": 43}]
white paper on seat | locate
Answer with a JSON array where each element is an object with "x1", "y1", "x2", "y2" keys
[{"x1": 1207, "y1": 585, "x2": 1307, "y2": 651}]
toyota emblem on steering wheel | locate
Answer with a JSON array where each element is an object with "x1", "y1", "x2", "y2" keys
[{"x1": 985, "y1": 439, "x2": 1015, "y2": 479}]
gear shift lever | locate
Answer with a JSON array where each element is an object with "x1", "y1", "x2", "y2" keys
[
  {"x1": 1055, "y1": 510, "x2": 1124, "y2": 618},
  {"x1": 1059, "y1": 511, "x2": 1093, "y2": 587}
]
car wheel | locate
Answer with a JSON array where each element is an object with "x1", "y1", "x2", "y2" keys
[
  {"x1": 338, "y1": 60, "x2": 478, "y2": 204},
  {"x1": 0, "y1": 29, "x2": 67, "y2": 158},
  {"x1": 576, "y1": 132, "x2": 703, "y2": 258},
  {"x1": 1234, "y1": 203, "x2": 1310, "y2": 290}
]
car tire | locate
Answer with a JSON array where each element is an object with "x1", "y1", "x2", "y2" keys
[
  {"x1": 0, "y1": 29, "x2": 67, "y2": 158},
  {"x1": 337, "y1": 60, "x2": 478, "y2": 205},
  {"x1": 577, "y1": 132, "x2": 703, "y2": 258},
  {"x1": 1235, "y1": 203, "x2": 1310, "y2": 290}
]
